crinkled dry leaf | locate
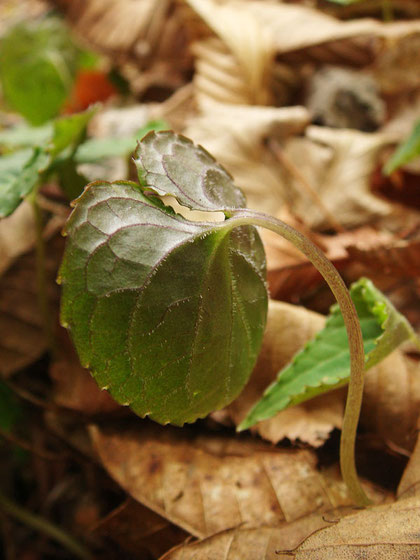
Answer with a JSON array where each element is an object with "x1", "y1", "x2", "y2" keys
[
  {"x1": 90, "y1": 423, "x2": 371, "y2": 539},
  {"x1": 187, "y1": 0, "x2": 274, "y2": 106},
  {"x1": 292, "y1": 495, "x2": 420, "y2": 559},
  {"x1": 185, "y1": 103, "x2": 310, "y2": 215},
  {"x1": 284, "y1": 126, "x2": 393, "y2": 229}
]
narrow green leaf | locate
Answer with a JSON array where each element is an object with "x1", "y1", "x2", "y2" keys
[
  {"x1": 60, "y1": 132, "x2": 268, "y2": 425},
  {"x1": 239, "y1": 278, "x2": 419, "y2": 431},
  {"x1": 0, "y1": 18, "x2": 78, "y2": 124},
  {"x1": 384, "y1": 120, "x2": 420, "y2": 175}
]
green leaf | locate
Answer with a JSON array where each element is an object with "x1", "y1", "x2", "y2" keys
[
  {"x1": 0, "y1": 123, "x2": 53, "y2": 148},
  {"x1": 0, "y1": 18, "x2": 79, "y2": 125},
  {"x1": 384, "y1": 120, "x2": 420, "y2": 175},
  {"x1": 0, "y1": 148, "x2": 49, "y2": 218},
  {"x1": 239, "y1": 277, "x2": 419, "y2": 431},
  {"x1": 60, "y1": 132, "x2": 268, "y2": 425},
  {"x1": 0, "y1": 109, "x2": 95, "y2": 217},
  {"x1": 134, "y1": 131, "x2": 246, "y2": 212}
]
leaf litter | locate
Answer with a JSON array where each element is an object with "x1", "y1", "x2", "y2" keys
[{"x1": 0, "y1": 0, "x2": 420, "y2": 558}]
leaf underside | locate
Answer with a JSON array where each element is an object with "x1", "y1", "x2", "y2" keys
[
  {"x1": 60, "y1": 131, "x2": 268, "y2": 425},
  {"x1": 239, "y1": 277, "x2": 418, "y2": 430}
]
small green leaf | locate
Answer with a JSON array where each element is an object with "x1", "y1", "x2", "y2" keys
[
  {"x1": 0, "y1": 148, "x2": 49, "y2": 218},
  {"x1": 239, "y1": 277, "x2": 419, "y2": 431},
  {"x1": 0, "y1": 18, "x2": 79, "y2": 124},
  {"x1": 384, "y1": 120, "x2": 420, "y2": 175},
  {"x1": 0, "y1": 109, "x2": 95, "y2": 217},
  {"x1": 60, "y1": 132, "x2": 268, "y2": 425}
]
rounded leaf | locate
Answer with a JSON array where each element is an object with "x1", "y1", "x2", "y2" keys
[{"x1": 60, "y1": 141, "x2": 267, "y2": 424}]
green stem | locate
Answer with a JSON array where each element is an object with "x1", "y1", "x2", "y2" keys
[
  {"x1": 226, "y1": 208, "x2": 370, "y2": 507},
  {"x1": 29, "y1": 191, "x2": 55, "y2": 354},
  {"x1": 0, "y1": 490, "x2": 92, "y2": 560}
]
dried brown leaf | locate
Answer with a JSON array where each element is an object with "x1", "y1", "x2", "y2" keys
[
  {"x1": 90, "y1": 423, "x2": 371, "y2": 539},
  {"x1": 187, "y1": 0, "x2": 275, "y2": 106},
  {"x1": 50, "y1": 0, "x2": 197, "y2": 95},
  {"x1": 293, "y1": 495, "x2": 420, "y2": 559},
  {"x1": 248, "y1": 2, "x2": 420, "y2": 68},
  {"x1": 284, "y1": 126, "x2": 393, "y2": 229}
]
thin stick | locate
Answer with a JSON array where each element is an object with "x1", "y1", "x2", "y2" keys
[
  {"x1": 225, "y1": 208, "x2": 370, "y2": 506},
  {"x1": 0, "y1": 490, "x2": 92, "y2": 560},
  {"x1": 269, "y1": 139, "x2": 345, "y2": 234}
]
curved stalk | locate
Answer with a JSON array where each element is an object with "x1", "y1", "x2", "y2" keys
[
  {"x1": 225, "y1": 208, "x2": 370, "y2": 507},
  {"x1": 0, "y1": 490, "x2": 92, "y2": 560}
]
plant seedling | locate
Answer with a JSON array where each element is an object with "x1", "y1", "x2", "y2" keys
[{"x1": 60, "y1": 130, "x2": 394, "y2": 506}]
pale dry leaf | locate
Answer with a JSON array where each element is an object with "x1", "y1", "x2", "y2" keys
[
  {"x1": 284, "y1": 126, "x2": 393, "y2": 229},
  {"x1": 293, "y1": 495, "x2": 420, "y2": 559},
  {"x1": 247, "y1": 1, "x2": 420, "y2": 69},
  {"x1": 90, "y1": 423, "x2": 371, "y2": 539},
  {"x1": 186, "y1": 0, "x2": 275, "y2": 106},
  {"x1": 184, "y1": 103, "x2": 310, "y2": 215}
]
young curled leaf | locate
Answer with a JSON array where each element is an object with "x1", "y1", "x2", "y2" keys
[{"x1": 59, "y1": 132, "x2": 268, "y2": 425}]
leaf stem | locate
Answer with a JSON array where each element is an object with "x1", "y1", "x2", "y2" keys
[
  {"x1": 0, "y1": 490, "x2": 92, "y2": 560},
  {"x1": 29, "y1": 191, "x2": 55, "y2": 355},
  {"x1": 225, "y1": 208, "x2": 371, "y2": 506}
]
